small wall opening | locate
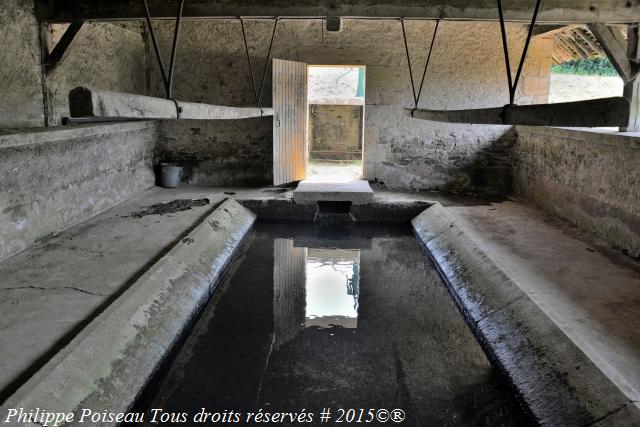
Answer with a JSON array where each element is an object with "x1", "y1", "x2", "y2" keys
[{"x1": 306, "y1": 65, "x2": 365, "y2": 183}]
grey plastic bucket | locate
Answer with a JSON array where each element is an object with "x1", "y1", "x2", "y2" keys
[{"x1": 159, "y1": 163, "x2": 183, "y2": 188}]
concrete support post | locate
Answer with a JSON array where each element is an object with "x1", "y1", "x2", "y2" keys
[{"x1": 624, "y1": 79, "x2": 640, "y2": 132}]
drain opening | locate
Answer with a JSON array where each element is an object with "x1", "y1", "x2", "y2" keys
[{"x1": 317, "y1": 201, "x2": 352, "y2": 214}]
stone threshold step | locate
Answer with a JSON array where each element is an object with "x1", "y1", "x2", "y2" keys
[{"x1": 293, "y1": 180, "x2": 374, "y2": 205}]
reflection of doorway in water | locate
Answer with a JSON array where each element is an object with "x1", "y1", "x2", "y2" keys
[
  {"x1": 305, "y1": 248, "x2": 360, "y2": 329},
  {"x1": 273, "y1": 240, "x2": 360, "y2": 349},
  {"x1": 273, "y1": 239, "x2": 306, "y2": 349}
]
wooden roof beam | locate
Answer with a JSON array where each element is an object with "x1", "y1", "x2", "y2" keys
[
  {"x1": 532, "y1": 24, "x2": 573, "y2": 37},
  {"x1": 573, "y1": 27, "x2": 602, "y2": 56},
  {"x1": 34, "y1": 0, "x2": 640, "y2": 24},
  {"x1": 588, "y1": 23, "x2": 637, "y2": 82},
  {"x1": 559, "y1": 33, "x2": 592, "y2": 58},
  {"x1": 43, "y1": 21, "x2": 84, "y2": 75},
  {"x1": 556, "y1": 35, "x2": 583, "y2": 60}
]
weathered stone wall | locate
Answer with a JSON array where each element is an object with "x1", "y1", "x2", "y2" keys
[
  {"x1": 0, "y1": 0, "x2": 44, "y2": 127},
  {"x1": 0, "y1": 122, "x2": 157, "y2": 261},
  {"x1": 156, "y1": 118, "x2": 272, "y2": 186},
  {"x1": 0, "y1": 5, "x2": 154, "y2": 258},
  {"x1": 309, "y1": 104, "x2": 363, "y2": 161},
  {"x1": 0, "y1": 2, "x2": 147, "y2": 128},
  {"x1": 513, "y1": 126, "x2": 640, "y2": 257},
  {"x1": 151, "y1": 20, "x2": 550, "y2": 191},
  {"x1": 44, "y1": 22, "x2": 147, "y2": 126}
]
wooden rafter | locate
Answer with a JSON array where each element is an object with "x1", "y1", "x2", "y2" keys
[
  {"x1": 573, "y1": 28, "x2": 600, "y2": 56},
  {"x1": 560, "y1": 33, "x2": 591, "y2": 58},
  {"x1": 589, "y1": 23, "x2": 635, "y2": 83},
  {"x1": 43, "y1": 21, "x2": 84, "y2": 75},
  {"x1": 536, "y1": 25, "x2": 606, "y2": 65},
  {"x1": 533, "y1": 24, "x2": 576, "y2": 38},
  {"x1": 556, "y1": 34, "x2": 582, "y2": 60}
]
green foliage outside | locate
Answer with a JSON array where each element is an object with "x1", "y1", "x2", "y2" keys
[{"x1": 551, "y1": 58, "x2": 618, "y2": 77}]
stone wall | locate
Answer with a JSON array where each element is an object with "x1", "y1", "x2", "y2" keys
[
  {"x1": 44, "y1": 22, "x2": 147, "y2": 126},
  {"x1": 0, "y1": 1, "x2": 147, "y2": 128},
  {"x1": 151, "y1": 19, "x2": 551, "y2": 191},
  {"x1": 0, "y1": 5, "x2": 154, "y2": 259},
  {"x1": 309, "y1": 104, "x2": 363, "y2": 161},
  {"x1": 0, "y1": 122, "x2": 157, "y2": 261},
  {"x1": 0, "y1": 0, "x2": 44, "y2": 128},
  {"x1": 513, "y1": 126, "x2": 640, "y2": 257},
  {"x1": 156, "y1": 118, "x2": 273, "y2": 186}
]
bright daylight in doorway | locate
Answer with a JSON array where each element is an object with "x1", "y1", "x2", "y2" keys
[{"x1": 306, "y1": 66, "x2": 365, "y2": 183}]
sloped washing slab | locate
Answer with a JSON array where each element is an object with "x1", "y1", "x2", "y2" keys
[
  {"x1": 0, "y1": 199, "x2": 256, "y2": 424},
  {"x1": 412, "y1": 203, "x2": 640, "y2": 426}
]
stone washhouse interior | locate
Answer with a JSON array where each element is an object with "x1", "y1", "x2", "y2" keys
[{"x1": 1, "y1": 1, "x2": 640, "y2": 426}]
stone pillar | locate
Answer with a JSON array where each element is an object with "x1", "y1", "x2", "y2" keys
[{"x1": 516, "y1": 37, "x2": 554, "y2": 105}]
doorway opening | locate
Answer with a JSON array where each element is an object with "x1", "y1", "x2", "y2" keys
[{"x1": 306, "y1": 65, "x2": 365, "y2": 183}]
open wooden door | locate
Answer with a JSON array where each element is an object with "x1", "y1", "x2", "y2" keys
[{"x1": 272, "y1": 59, "x2": 308, "y2": 185}]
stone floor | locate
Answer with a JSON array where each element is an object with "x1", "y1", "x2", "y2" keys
[
  {"x1": 1, "y1": 184, "x2": 639, "y2": 415},
  {"x1": 445, "y1": 198, "x2": 640, "y2": 403}
]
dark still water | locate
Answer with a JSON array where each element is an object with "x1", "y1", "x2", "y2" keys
[{"x1": 138, "y1": 223, "x2": 528, "y2": 426}]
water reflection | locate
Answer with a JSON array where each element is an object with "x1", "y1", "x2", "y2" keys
[
  {"x1": 305, "y1": 248, "x2": 359, "y2": 329},
  {"x1": 273, "y1": 239, "x2": 360, "y2": 348},
  {"x1": 139, "y1": 224, "x2": 529, "y2": 427}
]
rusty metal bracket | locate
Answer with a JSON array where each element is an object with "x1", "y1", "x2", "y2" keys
[
  {"x1": 400, "y1": 18, "x2": 440, "y2": 114},
  {"x1": 143, "y1": 0, "x2": 185, "y2": 100},
  {"x1": 240, "y1": 17, "x2": 279, "y2": 113}
]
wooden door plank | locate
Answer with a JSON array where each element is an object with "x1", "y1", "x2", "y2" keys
[{"x1": 272, "y1": 59, "x2": 308, "y2": 185}]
